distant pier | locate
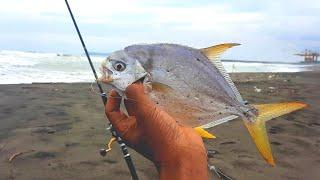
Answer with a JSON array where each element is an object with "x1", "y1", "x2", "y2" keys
[{"x1": 295, "y1": 49, "x2": 319, "y2": 63}]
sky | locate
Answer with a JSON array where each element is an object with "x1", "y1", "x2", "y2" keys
[{"x1": 0, "y1": 0, "x2": 319, "y2": 62}]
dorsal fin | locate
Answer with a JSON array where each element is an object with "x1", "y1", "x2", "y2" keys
[
  {"x1": 201, "y1": 43, "x2": 241, "y2": 60},
  {"x1": 200, "y1": 43, "x2": 244, "y2": 103},
  {"x1": 201, "y1": 43, "x2": 240, "y2": 60}
]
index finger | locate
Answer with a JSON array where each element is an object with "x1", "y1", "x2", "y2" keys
[{"x1": 105, "y1": 90, "x2": 127, "y2": 124}]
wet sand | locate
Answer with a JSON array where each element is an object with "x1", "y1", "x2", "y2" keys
[{"x1": 0, "y1": 72, "x2": 319, "y2": 180}]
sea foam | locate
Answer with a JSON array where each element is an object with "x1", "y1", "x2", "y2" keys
[{"x1": 0, "y1": 50, "x2": 312, "y2": 84}]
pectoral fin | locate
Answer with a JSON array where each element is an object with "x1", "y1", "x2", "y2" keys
[
  {"x1": 244, "y1": 102, "x2": 307, "y2": 166},
  {"x1": 194, "y1": 127, "x2": 216, "y2": 139}
]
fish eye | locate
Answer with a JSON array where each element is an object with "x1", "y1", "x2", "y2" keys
[{"x1": 112, "y1": 61, "x2": 126, "y2": 71}]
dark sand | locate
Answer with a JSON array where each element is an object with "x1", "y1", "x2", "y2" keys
[{"x1": 0, "y1": 72, "x2": 319, "y2": 180}]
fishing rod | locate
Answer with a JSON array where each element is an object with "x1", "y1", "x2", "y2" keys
[{"x1": 64, "y1": 1, "x2": 139, "y2": 179}]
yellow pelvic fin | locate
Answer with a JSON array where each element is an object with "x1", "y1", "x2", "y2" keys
[
  {"x1": 244, "y1": 102, "x2": 307, "y2": 166},
  {"x1": 200, "y1": 43, "x2": 240, "y2": 60},
  {"x1": 194, "y1": 127, "x2": 216, "y2": 139}
]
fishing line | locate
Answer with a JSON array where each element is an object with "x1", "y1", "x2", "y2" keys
[
  {"x1": 64, "y1": 1, "x2": 138, "y2": 179},
  {"x1": 90, "y1": 81, "x2": 102, "y2": 96}
]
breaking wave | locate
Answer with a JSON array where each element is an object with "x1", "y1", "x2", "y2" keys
[{"x1": 0, "y1": 50, "x2": 313, "y2": 84}]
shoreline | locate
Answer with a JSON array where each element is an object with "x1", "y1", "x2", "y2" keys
[
  {"x1": 0, "y1": 71, "x2": 319, "y2": 179},
  {"x1": 1, "y1": 70, "x2": 319, "y2": 85}
]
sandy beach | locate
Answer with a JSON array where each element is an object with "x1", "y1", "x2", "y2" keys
[{"x1": 0, "y1": 71, "x2": 319, "y2": 180}]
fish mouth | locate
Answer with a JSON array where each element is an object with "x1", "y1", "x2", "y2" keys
[
  {"x1": 98, "y1": 66, "x2": 114, "y2": 83},
  {"x1": 97, "y1": 75, "x2": 113, "y2": 83}
]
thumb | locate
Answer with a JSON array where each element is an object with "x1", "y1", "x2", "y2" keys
[{"x1": 124, "y1": 82, "x2": 156, "y2": 120}]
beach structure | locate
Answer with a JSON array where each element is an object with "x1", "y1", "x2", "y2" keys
[{"x1": 295, "y1": 49, "x2": 319, "y2": 63}]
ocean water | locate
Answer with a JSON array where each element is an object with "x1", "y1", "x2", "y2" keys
[{"x1": 0, "y1": 50, "x2": 312, "y2": 84}]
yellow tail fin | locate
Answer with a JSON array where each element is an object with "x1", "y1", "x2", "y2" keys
[
  {"x1": 194, "y1": 127, "x2": 216, "y2": 139},
  {"x1": 244, "y1": 102, "x2": 307, "y2": 166}
]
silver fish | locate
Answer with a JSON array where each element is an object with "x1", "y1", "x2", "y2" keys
[
  {"x1": 99, "y1": 43, "x2": 306, "y2": 166},
  {"x1": 100, "y1": 43, "x2": 254, "y2": 127}
]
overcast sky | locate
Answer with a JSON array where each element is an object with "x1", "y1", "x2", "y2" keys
[{"x1": 0, "y1": 0, "x2": 319, "y2": 62}]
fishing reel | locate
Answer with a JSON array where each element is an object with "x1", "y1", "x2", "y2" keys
[
  {"x1": 99, "y1": 125, "x2": 117, "y2": 157},
  {"x1": 99, "y1": 137, "x2": 116, "y2": 157}
]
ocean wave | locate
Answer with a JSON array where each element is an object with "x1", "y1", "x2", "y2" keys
[{"x1": 0, "y1": 50, "x2": 313, "y2": 84}]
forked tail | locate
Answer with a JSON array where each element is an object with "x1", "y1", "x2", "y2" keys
[{"x1": 244, "y1": 102, "x2": 307, "y2": 166}]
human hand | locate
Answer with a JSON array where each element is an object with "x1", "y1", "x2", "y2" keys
[{"x1": 105, "y1": 82, "x2": 209, "y2": 179}]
